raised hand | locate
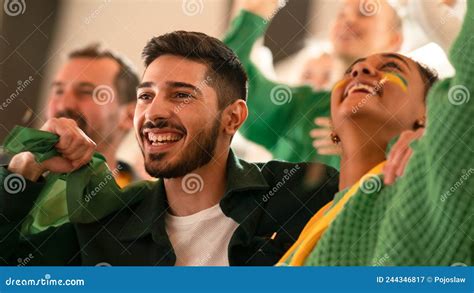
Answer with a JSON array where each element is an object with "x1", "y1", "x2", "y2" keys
[
  {"x1": 8, "y1": 118, "x2": 96, "y2": 181},
  {"x1": 383, "y1": 128, "x2": 424, "y2": 185}
]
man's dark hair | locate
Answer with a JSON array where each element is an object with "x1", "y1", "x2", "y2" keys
[
  {"x1": 142, "y1": 31, "x2": 248, "y2": 109},
  {"x1": 68, "y1": 44, "x2": 139, "y2": 104}
]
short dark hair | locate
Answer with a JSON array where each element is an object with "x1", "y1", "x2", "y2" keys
[
  {"x1": 142, "y1": 31, "x2": 248, "y2": 109},
  {"x1": 68, "y1": 44, "x2": 139, "y2": 104},
  {"x1": 414, "y1": 61, "x2": 439, "y2": 97}
]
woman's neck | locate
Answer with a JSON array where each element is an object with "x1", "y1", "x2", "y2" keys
[{"x1": 338, "y1": 135, "x2": 387, "y2": 190}]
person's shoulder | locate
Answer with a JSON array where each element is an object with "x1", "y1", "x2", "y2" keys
[
  {"x1": 250, "y1": 159, "x2": 338, "y2": 228},
  {"x1": 255, "y1": 159, "x2": 338, "y2": 189}
]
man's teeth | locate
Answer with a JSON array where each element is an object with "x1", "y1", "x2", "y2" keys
[
  {"x1": 349, "y1": 83, "x2": 377, "y2": 95},
  {"x1": 147, "y1": 133, "x2": 182, "y2": 145}
]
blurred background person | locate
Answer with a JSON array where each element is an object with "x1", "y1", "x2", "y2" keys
[
  {"x1": 225, "y1": 0, "x2": 463, "y2": 168},
  {"x1": 18, "y1": 44, "x2": 146, "y2": 235},
  {"x1": 225, "y1": 0, "x2": 404, "y2": 170},
  {"x1": 47, "y1": 44, "x2": 140, "y2": 183}
]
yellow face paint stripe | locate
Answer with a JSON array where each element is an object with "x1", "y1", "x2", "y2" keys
[
  {"x1": 332, "y1": 79, "x2": 349, "y2": 91},
  {"x1": 383, "y1": 72, "x2": 408, "y2": 92}
]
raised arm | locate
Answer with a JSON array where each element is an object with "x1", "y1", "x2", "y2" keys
[
  {"x1": 386, "y1": 1, "x2": 474, "y2": 262},
  {"x1": 420, "y1": 0, "x2": 474, "y2": 179},
  {"x1": 223, "y1": 2, "x2": 331, "y2": 156}
]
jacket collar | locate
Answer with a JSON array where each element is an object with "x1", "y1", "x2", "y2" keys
[{"x1": 117, "y1": 150, "x2": 270, "y2": 242}]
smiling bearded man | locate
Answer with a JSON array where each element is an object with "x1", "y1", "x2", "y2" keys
[{"x1": 0, "y1": 31, "x2": 339, "y2": 266}]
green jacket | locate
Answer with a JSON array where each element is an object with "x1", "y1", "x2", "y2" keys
[
  {"x1": 0, "y1": 130, "x2": 338, "y2": 265},
  {"x1": 223, "y1": 10, "x2": 340, "y2": 170},
  {"x1": 284, "y1": 1, "x2": 474, "y2": 266}
]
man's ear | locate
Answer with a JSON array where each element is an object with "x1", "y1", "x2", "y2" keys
[
  {"x1": 221, "y1": 100, "x2": 248, "y2": 136},
  {"x1": 118, "y1": 102, "x2": 136, "y2": 131}
]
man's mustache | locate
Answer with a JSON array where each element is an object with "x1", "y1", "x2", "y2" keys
[
  {"x1": 55, "y1": 110, "x2": 88, "y2": 132},
  {"x1": 140, "y1": 119, "x2": 187, "y2": 135}
]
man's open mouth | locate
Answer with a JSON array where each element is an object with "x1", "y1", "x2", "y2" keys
[
  {"x1": 143, "y1": 129, "x2": 185, "y2": 147},
  {"x1": 343, "y1": 79, "x2": 386, "y2": 100}
]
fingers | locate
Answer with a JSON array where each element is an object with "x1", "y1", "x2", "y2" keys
[
  {"x1": 310, "y1": 128, "x2": 331, "y2": 139},
  {"x1": 384, "y1": 128, "x2": 424, "y2": 185},
  {"x1": 316, "y1": 145, "x2": 341, "y2": 155},
  {"x1": 39, "y1": 118, "x2": 96, "y2": 172},
  {"x1": 396, "y1": 148, "x2": 413, "y2": 178},
  {"x1": 312, "y1": 134, "x2": 341, "y2": 155},
  {"x1": 314, "y1": 117, "x2": 332, "y2": 128},
  {"x1": 311, "y1": 117, "x2": 340, "y2": 156},
  {"x1": 384, "y1": 145, "x2": 407, "y2": 185},
  {"x1": 313, "y1": 137, "x2": 334, "y2": 148},
  {"x1": 72, "y1": 146, "x2": 96, "y2": 170},
  {"x1": 384, "y1": 132, "x2": 411, "y2": 184}
]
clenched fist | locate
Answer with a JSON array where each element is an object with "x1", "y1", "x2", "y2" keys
[{"x1": 8, "y1": 118, "x2": 96, "y2": 181}]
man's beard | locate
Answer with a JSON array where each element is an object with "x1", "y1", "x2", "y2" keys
[
  {"x1": 142, "y1": 115, "x2": 221, "y2": 179},
  {"x1": 55, "y1": 110, "x2": 89, "y2": 135}
]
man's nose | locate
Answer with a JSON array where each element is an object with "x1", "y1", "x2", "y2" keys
[
  {"x1": 55, "y1": 89, "x2": 78, "y2": 112},
  {"x1": 350, "y1": 61, "x2": 377, "y2": 78},
  {"x1": 144, "y1": 94, "x2": 174, "y2": 122}
]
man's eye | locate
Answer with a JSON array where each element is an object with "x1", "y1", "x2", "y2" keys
[
  {"x1": 174, "y1": 92, "x2": 193, "y2": 99},
  {"x1": 381, "y1": 62, "x2": 403, "y2": 72},
  {"x1": 137, "y1": 93, "x2": 152, "y2": 100}
]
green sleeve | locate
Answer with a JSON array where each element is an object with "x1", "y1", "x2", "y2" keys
[
  {"x1": 418, "y1": 0, "x2": 474, "y2": 192},
  {"x1": 375, "y1": 4, "x2": 474, "y2": 263},
  {"x1": 223, "y1": 9, "x2": 293, "y2": 149},
  {"x1": 2, "y1": 126, "x2": 142, "y2": 225},
  {"x1": 223, "y1": 10, "x2": 336, "y2": 167}
]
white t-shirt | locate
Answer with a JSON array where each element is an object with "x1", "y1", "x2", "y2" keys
[{"x1": 165, "y1": 203, "x2": 239, "y2": 266}]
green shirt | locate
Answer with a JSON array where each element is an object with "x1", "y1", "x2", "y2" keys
[
  {"x1": 285, "y1": 1, "x2": 474, "y2": 266},
  {"x1": 223, "y1": 10, "x2": 340, "y2": 170}
]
